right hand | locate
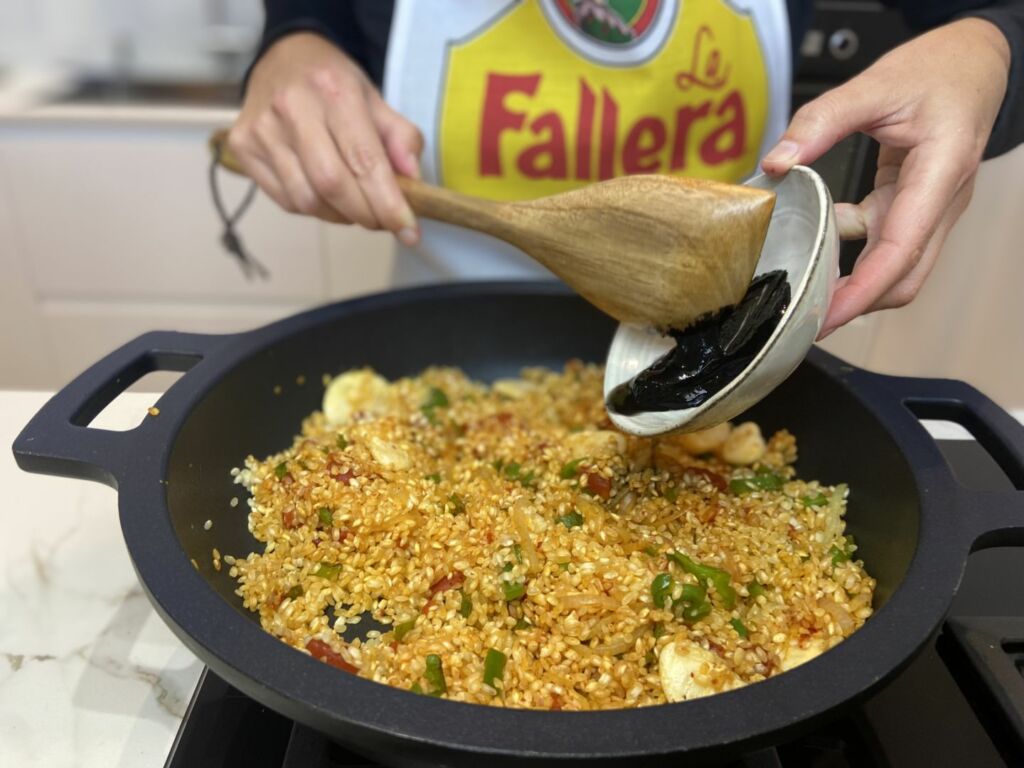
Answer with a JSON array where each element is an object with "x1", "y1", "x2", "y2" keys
[{"x1": 228, "y1": 32, "x2": 423, "y2": 245}]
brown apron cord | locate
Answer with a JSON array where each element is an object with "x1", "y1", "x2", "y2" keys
[{"x1": 208, "y1": 144, "x2": 269, "y2": 280}]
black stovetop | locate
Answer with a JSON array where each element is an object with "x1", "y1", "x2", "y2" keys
[{"x1": 165, "y1": 441, "x2": 1024, "y2": 767}]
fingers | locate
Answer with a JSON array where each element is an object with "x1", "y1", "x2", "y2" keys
[
  {"x1": 319, "y1": 79, "x2": 419, "y2": 244},
  {"x1": 227, "y1": 45, "x2": 421, "y2": 240},
  {"x1": 762, "y1": 78, "x2": 887, "y2": 175},
  {"x1": 819, "y1": 144, "x2": 973, "y2": 336},
  {"x1": 275, "y1": 87, "x2": 378, "y2": 227},
  {"x1": 243, "y1": 155, "x2": 309, "y2": 216},
  {"x1": 370, "y1": 96, "x2": 424, "y2": 180},
  {"x1": 835, "y1": 203, "x2": 868, "y2": 241},
  {"x1": 830, "y1": 147, "x2": 904, "y2": 250},
  {"x1": 255, "y1": 114, "x2": 348, "y2": 222},
  {"x1": 872, "y1": 174, "x2": 974, "y2": 310},
  {"x1": 229, "y1": 117, "x2": 346, "y2": 223}
]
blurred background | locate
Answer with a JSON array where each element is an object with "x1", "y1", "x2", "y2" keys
[{"x1": 0, "y1": 0, "x2": 1021, "y2": 410}]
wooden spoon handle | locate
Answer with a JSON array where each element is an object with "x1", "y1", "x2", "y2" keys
[
  {"x1": 397, "y1": 177, "x2": 513, "y2": 239},
  {"x1": 210, "y1": 128, "x2": 244, "y2": 174},
  {"x1": 210, "y1": 128, "x2": 517, "y2": 242}
]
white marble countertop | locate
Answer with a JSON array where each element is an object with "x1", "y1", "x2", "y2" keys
[
  {"x1": 1, "y1": 391, "x2": 202, "y2": 768},
  {"x1": 2, "y1": 387, "x2": 1019, "y2": 767}
]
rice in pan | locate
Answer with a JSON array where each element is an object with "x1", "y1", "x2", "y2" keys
[{"x1": 230, "y1": 362, "x2": 874, "y2": 710}]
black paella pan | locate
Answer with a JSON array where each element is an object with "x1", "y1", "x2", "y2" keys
[{"x1": 12, "y1": 282, "x2": 1024, "y2": 766}]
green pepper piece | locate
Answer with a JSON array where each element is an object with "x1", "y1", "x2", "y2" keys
[
  {"x1": 502, "y1": 581, "x2": 525, "y2": 601},
  {"x1": 829, "y1": 534, "x2": 858, "y2": 565},
  {"x1": 313, "y1": 563, "x2": 342, "y2": 579},
  {"x1": 667, "y1": 551, "x2": 737, "y2": 609},
  {"x1": 317, "y1": 507, "x2": 333, "y2": 527},
  {"x1": 504, "y1": 462, "x2": 521, "y2": 479},
  {"x1": 643, "y1": 545, "x2": 659, "y2": 557},
  {"x1": 680, "y1": 600, "x2": 712, "y2": 624},
  {"x1": 664, "y1": 486, "x2": 680, "y2": 503},
  {"x1": 410, "y1": 682, "x2": 423, "y2": 694},
  {"x1": 730, "y1": 618, "x2": 749, "y2": 639},
  {"x1": 425, "y1": 472, "x2": 442, "y2": 483},
  {"x1": 286, "y1": 585, "x2": 303, "y2": 600},
  {"x1": 483, "y1": 648, "x2": 507, "y2": 689},
  {"x1": 729, "y1": 477, "x2": 756, "y2": 495},
  {"x1": 651, "y1": 572, "x2": 674, "y2": 608},
  {"x1": 336, "y1": 434, "x2": 348, "y2": 450},
  {"x1": 829, "y1": 545, "x2": 846, "y2": 565},
  {"x1": 394, "y1": 619, "x2": 417, "y2": 642},
  {"x1": 514, "y1": 617, "x2": 532, "y2": 631},
  {"x1": 513, "y1": 543, "x2": 523, "y2": 564},
  {"x1": 754, "y1": 467, "x2": 784, "y2": 489},
  {"x1": 746, "y1": 581, "x2": 768, "y2": 599},
  {"x1": 424, "y1": 654, "x2": 447, "y2": 696},
  {"x1": 652, "y1": 622, "x2": 667, "y2": 639},
  {"x1": 802, "y1": 492, "x2": 828, "y2": 507},
  {"x1": 448, "y1": 494, "x2": 466, "y2": 515},
  {"x1": 423, "y1": 387, "x2": 449, "y2": 409},
  {"x1": 459, "y1": 590, "x2": 473, "y2": 618},
  {"x1": 730, "y1": 470, "x2": 783, "y2": 495},
  {"x1": 678, "y1": 582, "x2": 707, "y2": 605},
  {"x1": 274, "y1": 461, "x2": 288, "y2": 479},
  {"x1": 558, "y1": 562, "x2": 570, "y2": 571},
  {"x1": 731, "y1": 477, "x2": 763, "y2": 494},
  {"x1": 560, "y1": 458, "x2": 586, "y2": 479},
  {"x1": 519, "y1": 470, "x2": 536, "y2": 488},
  {"x1": 556, "y1": 510, "x2": 584, "y2": 529}
]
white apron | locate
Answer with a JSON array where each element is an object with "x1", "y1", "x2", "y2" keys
[{"x1": 382, "y1": 0, "x2": 791, "y2": 285}]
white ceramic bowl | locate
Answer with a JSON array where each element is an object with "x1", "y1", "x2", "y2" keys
[{"x1": 604, "y1": 165, "x2": 839, "y2": 436}]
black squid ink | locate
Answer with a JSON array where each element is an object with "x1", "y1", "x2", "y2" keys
[{"x1": 608, "y1": 270, "x2": 790, "y2": 415}]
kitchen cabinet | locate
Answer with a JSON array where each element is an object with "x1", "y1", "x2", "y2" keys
[{"x1": 0, "y1": 105, "x2": 393, "y2": 389}]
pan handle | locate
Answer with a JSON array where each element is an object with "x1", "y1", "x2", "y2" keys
[
  {"x1": 861, "y1": 373, "x2": 1024, "y2": 550},
  {"x1": 11, "y1": 331, "x2": 233, "y2": 489}
]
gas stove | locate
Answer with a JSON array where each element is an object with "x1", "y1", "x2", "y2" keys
[{"x1": 164, "y1": 441, "x2": 1024, "y2": 767}]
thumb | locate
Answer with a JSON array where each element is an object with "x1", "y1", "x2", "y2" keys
[
  {"x1": 761, "y1": 82, "x2": 878, "y2": 175},
  {"x1": 369, "y1": 95, "x2": 424, "y2": 179}
]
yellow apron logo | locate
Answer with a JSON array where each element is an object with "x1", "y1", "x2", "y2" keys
[{"x1": 438, "y1": 0, "x2": 768, "y2": 201}]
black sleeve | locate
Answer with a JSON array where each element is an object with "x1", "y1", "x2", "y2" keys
[
  {"x1": 246, "y1": 1, "x2": 394, "y2": 89},
  {"x1": 889, "y1": 1, "x2": 1024, "y2": 159},
  {"x1": 961, "y1": 5, "x2": 1024, "y2": 157}
]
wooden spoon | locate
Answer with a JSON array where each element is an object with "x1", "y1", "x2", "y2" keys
[{"x1": 210, "y1": 129, "x2": 775, "y2": 329}]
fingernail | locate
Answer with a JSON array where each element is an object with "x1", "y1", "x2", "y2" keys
[
  {"x1": 398, "y1": 206, "x2": 417, "y2": 230},
  {"x1": 397, "y1": 226, "x2": 419, "y2": 247},
  {"x1": 763, "y1": 140, "x2": 800, "y2": 166},
  {"x1": 817, "y1": 317, "x2": 842, "y2": 340}
]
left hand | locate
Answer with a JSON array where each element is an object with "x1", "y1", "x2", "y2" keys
[{"x1": 762, "y1": 18, "x2": 1010, "y2": 338}]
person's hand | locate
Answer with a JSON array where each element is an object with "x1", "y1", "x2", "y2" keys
[
  {"x1": 228, "y1": 32, "x2": 423, "y2": 245},
  {"x1": 762, "y1": 18, "x2": 1010, "y2": 338}
]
